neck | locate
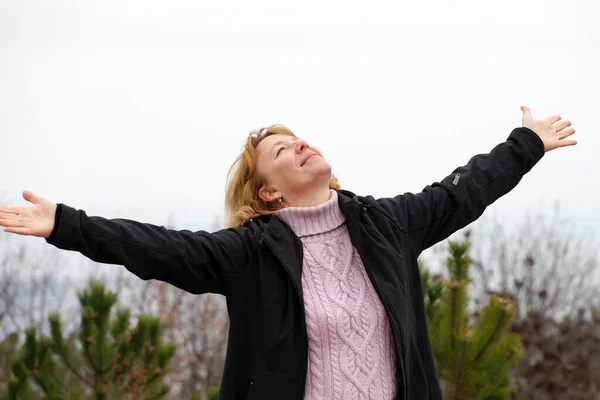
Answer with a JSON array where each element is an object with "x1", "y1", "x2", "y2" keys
[{"x1": 282, "y1": 185, "x2": 332, "y2": 208}]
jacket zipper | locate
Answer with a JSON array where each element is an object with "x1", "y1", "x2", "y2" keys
[
  {"x1": 261, "y1": 237, "x2": 308, "y2": 398},
  {"x1": 415, "y1": 319, "x2": 438, "y2": 389},
  {"x1": 245, "y1": 380, "x2": 254, "y2": 400},
  {"x1": 352, "y1": 208, "x2": 409, "y2": 399},
  {"x1": 367, "y1": 205, "x2": 440, "y2": 397}
]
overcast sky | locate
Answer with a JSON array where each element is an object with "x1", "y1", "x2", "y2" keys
[{"x1": 1, "y1": 0, "x2": 599, "y2": 277}]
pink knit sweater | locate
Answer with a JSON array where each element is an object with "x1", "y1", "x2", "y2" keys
[{"x1": 276, "y1": 190, "x2": 397, "y2": 400}]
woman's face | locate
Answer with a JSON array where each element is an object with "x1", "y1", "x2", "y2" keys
[{"x1": 255, "y1": 134, "x2": 332, "y2": 203}]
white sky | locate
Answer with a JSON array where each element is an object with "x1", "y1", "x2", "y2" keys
[{"x1": 1, "y1": 0, "x2": 599, "y2": 277}]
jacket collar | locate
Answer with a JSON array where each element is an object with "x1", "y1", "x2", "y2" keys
[
  {"x1": 261, "y1": 216, "x2": 305, "y2": 303},
  {"x1": 337, "y1": 189, "x2": 362, "y2": 227},
  {"x1": 260, "y1": 190, "x2": 364, "y2": 304},
  {"x1": 263, "y1": 189, "x2": 361, "y2": 240}
]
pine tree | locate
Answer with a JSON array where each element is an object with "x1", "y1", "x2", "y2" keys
[
  {"x1": 420, "y1": 240, "x2": 523, "y2": 400},
  {"x1": 188, "y1": 387, "x2": 219, "y2": 400},
  {"x1": 0, "y1": 314, "x2": 19, "y2": 398},
  {"x1": 5, "y1": 280, "x2": 176, "y2": 400}
]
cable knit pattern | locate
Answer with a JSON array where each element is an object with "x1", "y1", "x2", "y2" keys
[{"x1": 276, "y1": 190, "x2": 397, "y2": 400}]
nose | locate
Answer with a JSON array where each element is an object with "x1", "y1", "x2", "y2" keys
[{"x1": 295, "y1": 139, "x2": 309, "y2": 154}]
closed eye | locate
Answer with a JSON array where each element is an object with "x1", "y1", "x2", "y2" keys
[{"x1": 276, "y1": 147, "x2": 285, "y2": 157}]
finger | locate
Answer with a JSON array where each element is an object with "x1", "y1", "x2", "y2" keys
[
  {"x1": 553, "y1": 119, "x2": 571, "y2": 132},
  {"x1": 0, "y1": 207, "x2": 22, "y2": 215},
  {"x1": 558, "y1": 139, "x2": 577, "y2": 148},
  {"x1": 559, "y1": 128, "x2": 576, "y2": 139},
  {"x1": 4, "y1": 227, "x2": 31, "y2": 235},
  {"x1": 520, "y1": 105, "x2": 532, "y2": 118},
  {"x1": 0, "y1": 218, "x2": 24, "y2": 228},
  {"x1": 0, "y1": 212, "x2": 19, "y2": 220},
  {"x1": 23, "y1": 190, "x2": 43, "y2": 205},
  {"x1": 546, "y1": 114, "x2": 561, "y2": 124}
]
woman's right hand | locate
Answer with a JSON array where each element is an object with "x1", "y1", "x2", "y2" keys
[{"x1": 0, "y1": 191, "x2": 57, "y2": 238}]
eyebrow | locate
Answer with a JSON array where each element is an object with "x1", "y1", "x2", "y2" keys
[{"x1": 272, "y1": 137, "x2": 298, "y2": 152}]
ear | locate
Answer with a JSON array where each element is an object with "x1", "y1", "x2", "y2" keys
[{"x1": 258, "y1": 184, "x2": 279, "y2": 203}]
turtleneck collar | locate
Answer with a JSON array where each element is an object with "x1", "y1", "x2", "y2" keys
[{"x1": 275, "y1": 190, "x2": 346, "y2": 238}]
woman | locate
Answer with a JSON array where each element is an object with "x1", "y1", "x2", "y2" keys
[{"x1": 0, "y1": 106, "x2": 577, "y2": 400}]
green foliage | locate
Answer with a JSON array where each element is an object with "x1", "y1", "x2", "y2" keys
[
  {"x1": 188, "y1": 387, "x2": 219, "y2": 400},
  {"x1": 0, "y1": 326, "x2": 20, "y2": 397},
  {"x1": 420, "y1": 240, "x2": 523, "y2": 400},
  {"x1": 5, "y1": 280, "x2": 175, "y2": 400},
  {"x1": 207, "y1": 386, "x2": 220, "y2": 400}
]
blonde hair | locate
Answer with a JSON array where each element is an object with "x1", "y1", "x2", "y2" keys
[{"x1": 225, "y1": 124, "x2": 341, "y2": 228}]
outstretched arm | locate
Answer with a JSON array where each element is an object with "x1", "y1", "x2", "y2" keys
[
  {"x1": 378, "y1": 106, "x2": 577, "y2": 255},
  {"x1": 0, "y1": 191, "x2": 254, "y2": 295}
]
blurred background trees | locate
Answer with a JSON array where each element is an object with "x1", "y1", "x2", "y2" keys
[
  {"x1": 1, "y1": 209, "x2": 599, "y2": 399},
  {"x1": 421, "y1": 240, "x2": 523, "y2": 399},
  {"x1": 6, "y1": 281, "x2": 175, "y2": 400}
]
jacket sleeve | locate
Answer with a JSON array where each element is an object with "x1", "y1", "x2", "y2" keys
[
  {"x1": 377, "y1": 127, "x2": 545, "y2": 255},
  {"x1": 45, "y1": 204, "x2": 255, "y2": 295}
]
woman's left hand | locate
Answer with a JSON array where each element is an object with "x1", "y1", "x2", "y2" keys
[{"x1": 521, "y1": 105, "x2": 577, "y2": 152}]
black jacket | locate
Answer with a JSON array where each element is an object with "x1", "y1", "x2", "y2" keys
[{"x1": 46, "y1": 127, "x2": 544, "y2": 399}]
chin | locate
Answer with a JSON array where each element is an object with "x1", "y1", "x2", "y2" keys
[
  {"x1": 314, "y1": 165, "x2": 333, "y2": 183},
  {"x1": 312, "y1": 158, "x2": 332, "y2": 173}
]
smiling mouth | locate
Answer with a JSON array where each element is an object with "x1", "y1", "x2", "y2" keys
[{"x1": 301, "y1": 154, "x2": 316, "y2": 166}]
